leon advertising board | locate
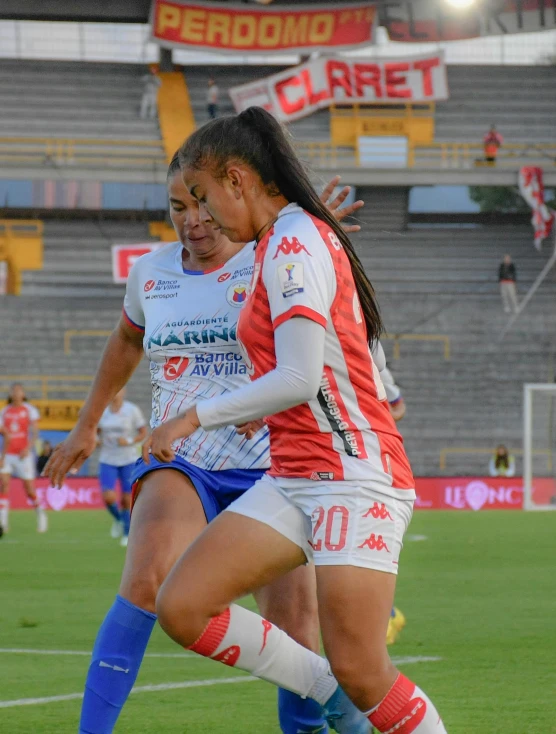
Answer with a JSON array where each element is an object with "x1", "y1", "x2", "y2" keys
[{"x1": 10, "y1": 476, "x2": 554, "y2": 512}]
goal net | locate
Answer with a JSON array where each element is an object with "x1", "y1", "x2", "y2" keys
[{"x1": 523, "y1": 383, "x2": 556, "y2": 511}]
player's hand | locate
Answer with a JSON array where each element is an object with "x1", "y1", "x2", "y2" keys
[
  {"x1": 320, "y1": 175, "x2": 364, "y2": 233},
  {"x1": 235, "y1": 419, "x2": 265, "y2": 440},
  {"x1": 43, "y1": 424, "x2": 98, "y2": 488},
  {"x1": 389, "y1": 399, "x2": 406, "y2": 422},
  {"x1": 117, "y1": 437, "x2": 130, "y2": 447},
  {"x1": 142, "y1": 408, "x2": 200, "y2": 464}
]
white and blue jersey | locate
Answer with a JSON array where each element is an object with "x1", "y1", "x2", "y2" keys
[{"x1": 123, "y1": 242, "x2": 269, "y2": 514}]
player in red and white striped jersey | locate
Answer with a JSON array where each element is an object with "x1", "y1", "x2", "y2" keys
[
  {"x1": 145, "y1": 109, "x2": 447, "y2": 733},
  {"x1": 0, "y1": 383, "x2": 47, "y2": 534}
]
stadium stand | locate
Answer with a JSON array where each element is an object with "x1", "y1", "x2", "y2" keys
[
  {"x1": 0, "y1": 60, "x2": 166, "y2": 174},
  {"x1": 4, "y1": 196, "x2": 554, "y2": 476},
  {"x1": 20, "y1": 219, "x2": 156, "y2": 298}
]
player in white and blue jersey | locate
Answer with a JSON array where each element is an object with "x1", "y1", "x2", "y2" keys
[
  {"x1": 97, "y1": 388, "x2": 147, "y2": 546},
  {"x1": 45, "y1": 155, "x2": 371, "y2": 734}
]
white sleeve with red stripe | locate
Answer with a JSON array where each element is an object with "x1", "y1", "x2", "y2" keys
[
  {"x1": 262, "y1": 226, "x2": 336, "y2": 330},
  {"x1": 27, "y1": 404, "x2": 40, "y2": 422},
  {"x1": 123, "y1": 259, "x2": 145, "y2": 332}
]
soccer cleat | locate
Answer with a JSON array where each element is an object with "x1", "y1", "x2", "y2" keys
[
  {"x1": 111, "y1": 520, "x2": 123, "y2": 539},
  {"x1": 37, "y1": 508, "x2": 48, "y2": 533},
  {"x1": 386, "y1": 607, "x2": 406, "y2": 646},
  {"x1": 324, "y1": 686, "x2": 371, "y2": 734},
  {"x1": 120, "y1": 535, "x2": 129, "y2": 548}
]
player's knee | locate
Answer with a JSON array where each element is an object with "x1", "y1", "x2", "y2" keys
[
  {"x1": 120, "y1": 567, "x2": 161, "y2": 613},
  {"x1": 329, "y1": 650, "x2": 394, "y2": 708},
  {"x1": 156, "y1": 582, "x2": 222, "y2": 647}
]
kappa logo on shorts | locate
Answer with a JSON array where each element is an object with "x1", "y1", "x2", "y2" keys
[
  {"x1": 272, "y1": 236, "x2": 311, "y2": 259},
  {"x1": 358, "y1": 533, "x2": 390, "y2": 552},
  {"x1": 363, "y1": 502, "x2": 394, "y2": 521}
]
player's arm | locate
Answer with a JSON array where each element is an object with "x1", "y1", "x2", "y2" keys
[{"x1": 45, "y1": 318, "x2": 144, "y2": 487}]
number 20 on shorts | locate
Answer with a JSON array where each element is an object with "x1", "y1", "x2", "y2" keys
[{"x1": 311, "y1": 505, "x2": 349, "y2": 552}]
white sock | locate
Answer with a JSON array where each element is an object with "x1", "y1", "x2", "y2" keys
[
  {"x1": 0, "y1": 498, "x2": 9, "y2": 529},
  {"x1": 189, "y1": 604, "x2": 337, "y2": 704},
  {"x1": 368, "y1": 674, "x2": 447, "y2": 733}
]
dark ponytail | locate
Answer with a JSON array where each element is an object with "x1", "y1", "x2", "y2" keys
[{"x1": 178, "y1": 107, "x2": 382, "y2": 346}]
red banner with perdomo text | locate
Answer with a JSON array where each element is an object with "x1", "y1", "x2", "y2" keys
[
  {"x1": 229, "y1": 52, "x2": 447, "y2": 123},
  {"x1": 150, "y1": 0, "x2": 377, "y2": 54}
]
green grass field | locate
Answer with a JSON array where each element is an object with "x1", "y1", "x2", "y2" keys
[{"x1": 0, "y1": 509, "x2": 554, "y2": 733}]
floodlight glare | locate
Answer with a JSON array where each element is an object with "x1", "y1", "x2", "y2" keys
[{"x1": 445, "y1": 0, "x2": 476, "y2": 8}]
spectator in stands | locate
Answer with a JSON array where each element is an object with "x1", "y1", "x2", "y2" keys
[
  {"x1": 207, "y1": 78, "x2": 219, "y2": 119},
  {"x1": 498, "y1": 254, "x2": 519, "y2": 314},
  {"x1": 140, "y1": 67, "x2": 161, "y2": 120},
  {"x1": 483, "y1": 125, "x2": 504, "y2": 164},
  {"x1": 36, "y1": 441, "x2": 53, "y2": 476},
  {"x1": 489, "y1": 444, "x2": 516, "y2": 477}
]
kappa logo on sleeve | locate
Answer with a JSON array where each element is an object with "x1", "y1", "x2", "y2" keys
[
  {"x1": 272, "y1": 237, "x2": 311, "y2": 259},
  {"x1": 277, "y1": 262, "x2": 304, "y2": 298}
]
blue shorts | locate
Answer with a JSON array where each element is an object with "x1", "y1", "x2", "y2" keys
[
  {"x1": 99, "y1": 462, "x2": 136, "y2": 494},
  {"x1": 131, "y1": 455, "x2": 265, "y2": 523}
]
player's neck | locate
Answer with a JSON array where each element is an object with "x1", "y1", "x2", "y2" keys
[{"x1": 182, "y1": 241, "x2": 245, "y2": 272}]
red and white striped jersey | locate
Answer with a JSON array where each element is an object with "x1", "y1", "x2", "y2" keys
[
  {"x1": 0, "y1": 402, "x2": 39, "y2": 455},
  {"x1": 237, "y1": 203, "x2": 414, "y2": 491}
]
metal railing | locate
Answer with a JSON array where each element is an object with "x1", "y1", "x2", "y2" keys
[
  {"x1": 0, "y1": 375, "x2": 93, "y2": 401},
  {"x1": 382, "y1": 333, "x2": 451, "y2": 361},
  {"x1": 439, "y1": 447, "x2": 553, "y2": 472},
  {"x1": 0, "y1": 137, "x2": 166, "y2": 169},
  {"x1": 64, "y1": 330, "x2": 112, "y2": 355}
]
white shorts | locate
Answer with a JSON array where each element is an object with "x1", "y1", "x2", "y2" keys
[
  {"x1": 0, "y1": 453, "x2": 35, "y2": 481},
  {"x1": 225, "y1": 475, "x2": 414, "y2": 574}
]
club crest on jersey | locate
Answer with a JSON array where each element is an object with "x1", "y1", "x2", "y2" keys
[
  {"x1": 226, "y1": 281, "x2": 250, "y2": 307},
  {"x1": 277, "y1": 262, "x2": 304, "y2": 298},
  {"x1": 272, "y1": 237, "x2": 311, "y2": 259}
]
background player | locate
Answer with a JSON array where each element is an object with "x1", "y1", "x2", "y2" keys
[
  {"x1": 97, "y1": 388, "x2": 147, "y2": 547},
  {"x1": 0, "y1": 383, "x2": 47, "y2": 534}
]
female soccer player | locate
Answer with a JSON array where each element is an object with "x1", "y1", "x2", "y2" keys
[
  {"x1": 45, "y1": 157, "x2": 368, "y2": 733},
  {"x1": 97, "y1": 388, "x2": 147, "y2": 546},
  {"x1": 146, "y1": 108, "x2": 448, "y2": 734},
  {"x1": 0, "y1": 383, "x2": 47, "y2": 534}
]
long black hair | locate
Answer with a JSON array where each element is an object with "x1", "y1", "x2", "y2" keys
[
  {"x1": 7, "y1": 382, "x2": 27, "y2": 404},
  {"x1": 178, "y1": 106, "x2": 382, "y2": 346}
]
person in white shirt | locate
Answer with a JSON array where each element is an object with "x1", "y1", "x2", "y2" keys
[
  {"x1": 98, "y1": 389, "x2": 147, "y2": 546},
  {"x1": 207, "y1": 78, "x2": 219, "y2": 120},
  {"x1": 140, "y1": 68, "x2": 161, "y2": 120},
  {"x1": 488, "y1": 444, "x2": 515, "y2": 477}
]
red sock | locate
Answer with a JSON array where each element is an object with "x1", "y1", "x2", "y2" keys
[{"x1": 368, "y1": 674, "x2": 446, "y2": 733}]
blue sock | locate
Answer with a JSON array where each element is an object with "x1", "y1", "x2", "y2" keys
[
  {"x1": 121, "y1": 509, "x2": 131, "y2": 537},
  {"x1": 278, "y1": 688, "x2": 329, "y2": 734},
  {"x1": 79, "y1": 595, "x2": 156, "y2": 734},
  {"x1": 106, "y1": 502, "x2": 121, "y2": 522}
]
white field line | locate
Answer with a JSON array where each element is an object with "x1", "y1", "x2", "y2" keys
[
  {"x1": 0, "y1": 649, "x2": 442, "y2": 667},
  {"x1": 0, "y1": 653, "x2": 441, "y2": 709},
  {"x1": 0, "y1": 648, "x2": 197, "y2": 659},
  {"x1": 0, "y1": 676, "x2": 258, "y2": 709}
]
